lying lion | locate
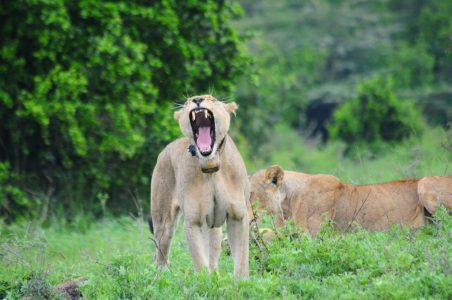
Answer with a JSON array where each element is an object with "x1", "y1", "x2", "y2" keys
[
  {"x1": 249, "y1": 165, "x2": 428, "y2": 236},
  {"x1": 150, "y1": 95, "x2": 249, "y2": 277}
]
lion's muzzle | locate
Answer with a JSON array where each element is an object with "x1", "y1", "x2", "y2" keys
[{"x1": 189, "y1": 107, "x2": 215, "y2": 157}]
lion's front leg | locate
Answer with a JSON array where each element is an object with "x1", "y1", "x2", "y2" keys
[
  {"x1": 150, "y1": 150, "x2": 179, "y2": 268},
  {"x1": 227, "y1": 211, "x2": 249, "y2": 278},
  {"x1": 184, "y1": 221, "x2": 210, "y2": 271},
  {"x1": 151, "y1": 206, "x2": 180, "y2": 267},
  {"x1": 208, "y1": 227, "x2": 222, "y2": 272}
]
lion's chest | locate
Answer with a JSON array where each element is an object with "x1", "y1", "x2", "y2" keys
[{"x1": 177, "y1": 172, "x2": 245, "y2": 228}]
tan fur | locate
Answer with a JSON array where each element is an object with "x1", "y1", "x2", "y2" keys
[
  {"x1": 418, "y1": 176, "x2": 452, "y2": 214},
  {"x1": 250, "y1": 165, "x2": 426, "y2": 236},
  {"x1": 150, "y1": 95, "x2": 249, "y2": 277}
]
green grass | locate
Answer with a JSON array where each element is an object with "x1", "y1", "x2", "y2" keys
[
  {"x1": 1, "y1": 127, "x2": 451, "y2": 299},
  {"x1": 1, "y1": 210, "x2": 451, "y2": 299}
]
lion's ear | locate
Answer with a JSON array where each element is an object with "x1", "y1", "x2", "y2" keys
[
  {"x1": 224, "y1": 101, "x2": 238, "y2": 115},
  {"x1": 174, "y1": 110, "x2": 182, "y2": 120},
  {"x1": 265, "y1": 165, "x2": 284, "y2": 188}
]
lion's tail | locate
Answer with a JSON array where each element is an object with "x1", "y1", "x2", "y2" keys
[{"x1": 147, "y1": 214, "x2": 154, "y2": 234}]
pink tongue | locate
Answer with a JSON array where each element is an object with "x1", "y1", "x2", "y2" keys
[{"x1": 197, "y1": 127, "x2": 212, "y2": 152}]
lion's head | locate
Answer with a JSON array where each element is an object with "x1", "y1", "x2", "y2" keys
[
  {"x1": 249, "y1": 165, "x2": 286, "y2": 222},
  {"x1": 174, "y1": 95, "x2": 238, "y2": 172}
]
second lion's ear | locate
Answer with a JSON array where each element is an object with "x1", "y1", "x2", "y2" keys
[
  {"x1": 174, "y1": 110, "x2": 181, "y2": 120},
  {"x1": 224, "y1": 102, "x2": 238, "y2": 115},
  {"x1": 265, "y1": 165, "x2": 284, "y2": 188}
]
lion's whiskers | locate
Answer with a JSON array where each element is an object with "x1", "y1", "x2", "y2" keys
[
  {"x1": 220, "y1": 95, "x2": 236, "y2": 103},
  {"x1": 172, "y1": 102, "x2": 185, "y2": 110}
]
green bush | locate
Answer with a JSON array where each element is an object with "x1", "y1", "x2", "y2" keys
[
  {"x1": 329, "y1": 76, "x2": 424, "y2": 153},
  {"x1": 389, "y1": 42, "x2": 435, "y2": 88},
  {"x1": 0, "y1": 0, "x2": 248, "y2": 219},
  {"x1": 418, "y1": 1, "x2": 452, "y2": 79},
  {"x1": 0, "y1": 162, "x2": 32, "y2": 222}
]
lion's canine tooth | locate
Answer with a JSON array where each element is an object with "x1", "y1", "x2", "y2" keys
[
  {"x1": 204, "y1": 110, "x2": 208, "y2": 119},
  {"x1": 192, "y1": 111, "x2": 196, "y2": 120}
]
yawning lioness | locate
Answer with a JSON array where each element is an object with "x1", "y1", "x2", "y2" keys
[{"x1": 150, "y1": 95, "x2": 249, "y2": 277}]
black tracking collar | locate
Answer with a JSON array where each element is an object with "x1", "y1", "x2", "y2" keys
[{"x1": 188, "y1": 144, "x2": 197, "y2": 156}]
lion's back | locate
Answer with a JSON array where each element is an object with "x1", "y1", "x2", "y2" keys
[{"x1": 343, "y1": 179, "x2": 421, "y2": 230}]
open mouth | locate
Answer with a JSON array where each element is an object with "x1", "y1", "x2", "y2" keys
[{"x1": 189, "y1": 108, "x2": 215, "y2": 157}]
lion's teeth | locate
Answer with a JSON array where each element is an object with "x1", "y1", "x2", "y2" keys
[
  {"x1": 192, "y1": 111, "x2": 196, "y2": 120},
  {"x1": 204, "y1": 110, "x2": 208, "y2": 118}
]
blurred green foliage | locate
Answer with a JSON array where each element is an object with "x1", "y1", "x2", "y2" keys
[
  {"x1": 0, "y1": 162, "x2": 32, "y2": 221},
  {"x1": 0, "y1": 0, "x2": 247, "y2": 220},
  {"x1": 329, "y1": 77, "x2": 424, "y2": 152},
  {"x1": 234, "y1": 0, "x2": 452, "y2": 152},
  {"x1": 388, "y1": 42, "x2": 435, "y2": 88}
]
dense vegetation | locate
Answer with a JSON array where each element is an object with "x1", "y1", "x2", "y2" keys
[
  {"x1": 1, "y1": 203, "x2": 450, "y2": 298},
  {"x1": 234, "y1": 0, "x2": 451, "y2": 151},
  {"x1": 0, "y1": 0, "x2": 246, "y2": 220},
  {"x1": 329, "y1": 76, "x2": 424, "y2": 153}
]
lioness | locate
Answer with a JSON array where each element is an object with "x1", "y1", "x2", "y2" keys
[
  {"x1": 249, "y1": 165, "x2": 426, "y2": 236},
  {"x1": 150, "y1": 95, "x2": 249, "y2": 277},
  {"x1": 418, "y1": 176, "x2": 452, "y2": 214}
]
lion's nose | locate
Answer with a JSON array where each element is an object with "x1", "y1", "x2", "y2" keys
[{"x1": 193, "y1": 97, "x2": 204, "y2": 106}]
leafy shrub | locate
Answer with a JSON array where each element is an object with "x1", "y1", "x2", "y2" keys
[
  {"x1": 0, "y1": 0, "x2": 248, "y2": 218},
  {"x1": 329, "y1": 76, "x2": 424, "y2": 153},
  {"x1": 389, "y1": 42, "x2": 435, "y2": 88},
  {"x1": 418, "y1": 1, "x2": 452, "y2": 79},
  {"x1": 0, "y1": 162, "x2": 33, "y2": 222},
  {"x1": 20, "y1": 275, "x2": 56, "y2": 300}
]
